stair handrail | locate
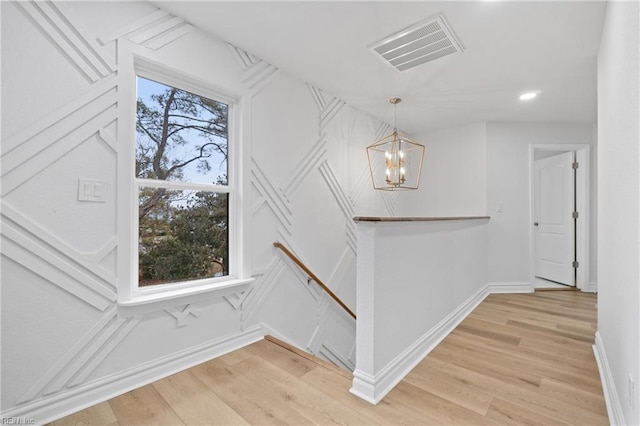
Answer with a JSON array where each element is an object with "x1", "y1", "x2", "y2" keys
[{"x1": 273, "y1": 242, "x2": 356, "y2": 320}]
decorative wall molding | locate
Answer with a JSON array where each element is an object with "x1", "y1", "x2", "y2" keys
[
  {"x1": 1, "y1": 204, "x2": 116, "y2": 310},
  {"x1": 98, "y1": 8, "x2": 193, "y2": 50},
  {"x1": 320, "y1": 343, "x2": 354, "y2": 371},
  {"x1": 1, "y1": 76, "x2": 118, "y2": 196},
  {"x1": 281, "y1": 134, "x2": 328, "y2": 199},
  {"x1": 314, "y1": 247, "x2": 354, "y2": 321},
  {"x1": 486, "y1": 281, "x2": 533, "y2": 293},
  {"x1": 8, "y1": 326, "x2": 264, "y2": 425},
  {"x1": 273, "y1": 234, "x2": 324, "y2": 303},
  {"x1": 593, "y1": 332, "x2": 626, "y2": 426},
  {"x1": 380, "y1": 192, "x2": 397, "y2": 217},
  {"x1": 251, "y1": 158, "x2": 293, "y2": 235},
  {"x1": 2, "y1": 74, "x2": 116, "y2": 156},
  {"x1": 319, "y1": 161, "x2": 356, "y2": 250},
  {"x1": 307, "y1": 85, "x2": 346, "y2": 135},
  {"x1": 15, "y1": 1, "x2": 115, "y2": 83},
  {"x1": 165, "y1": 304, "x2": 202, "y2": 327},
  {"x1": 227, "y1": 43, "x2": 280, "y2": 94},
  {"x1": 17, "y1": 307, "x2": 140, "y2": 405},
  {"x1": 96, "y1": 128, "x2": 117, "y2": 155},
  {"x1": 351, "y1": 283, "x2": 490, "y2": 404},
  {"x1": 242, "y1": 258, "x2": 287, "y2": 326},
  {"x1": 86, "y1": 237, "x2": 117, "y2": 281},
  {"x1": 349, "y1": 166, "x2": 372, "y2": 207},
  {"x1": 223, "y1": 290, "x2": 252, "y2": 311},
  {"x1": 227, "y1": 43, "x2": 261, "y2": 69}
]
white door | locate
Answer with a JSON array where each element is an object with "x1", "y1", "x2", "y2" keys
[{"x1": 534, "y1": 151, "x2": 575, "y2": 286}]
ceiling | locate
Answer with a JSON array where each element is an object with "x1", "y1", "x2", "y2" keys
[{"x1": 156, "y1": 1, "x2": 607, "y2": 135}]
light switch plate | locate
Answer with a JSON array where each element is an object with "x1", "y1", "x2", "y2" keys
[{"x1": 78, "y1": 178, "x2": 107, "y2": 202}]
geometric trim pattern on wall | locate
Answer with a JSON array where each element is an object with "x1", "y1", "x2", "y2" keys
[
  {"x1": 381, "y1": 191, "x2": 398, "y2": 217},
  {"x1": 165, "y1": 304, "x2": 202, "y2": 328},
  {"x1": 87, "y1": 236, "x2": 117, "y2": 272},
  {"x1": 17, "y1": 306, "x2": 140, "y2": 404},
  {"x1": 319, "y1": 342, "x2": 355, "y2": 371},
  {"x1": 316, "y1": 247, "x2": 353, "y2": 318},
  {"x1": 0, "y1": 202, "x2": 116, "y2": 311},
  {"x1": 223, "y1": 290, "x2": 252, "y2": 311},
  {"x1": 227, "y1": 43, "x2": 280, "y2": 95},
  {"x1": 319, "y1": 161, "x2": 357, "y2": 252},
  {"x1": 242, "y1": 257, "x2": 287, "y2": 327},
  {"x1": 1, "y1": 75, "x2": 118, "y2": 196},
  {"x1": 96, "y1": 128, "x2": 118, "y2": 155},
  {"x1": 281, "y1": 134, "x2": 328, "y2": 200},
  {"x1": 98, "y1": 8, "x2": 194, "y2": 50},
  {"x1": 251, "y1": 158, "x2": 293, "y2": 235},
  {"x1": 349, "y1": 166, "x2": 371, "y2": 208},
  {"x1": 308, "y1": 85, "x2": 346, "y2": 136},
  {"x1": 15, "y1": 1, "x2": 115, "y2": 82}
]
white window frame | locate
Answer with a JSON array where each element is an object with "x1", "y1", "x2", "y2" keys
[{"x1": 117, "y1": 41, "x2": 252, "y2": 308}]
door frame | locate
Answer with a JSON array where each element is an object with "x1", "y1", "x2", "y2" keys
[{"x1": 529, "y1": 144, "x2": 591, "y2": 291}]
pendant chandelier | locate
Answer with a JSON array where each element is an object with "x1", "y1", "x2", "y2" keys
[{"x1": 366, "y1": 98, "x2": 425, "y2": 191}]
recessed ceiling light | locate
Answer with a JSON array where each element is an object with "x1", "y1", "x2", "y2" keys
[{"x1": 519, "y1": 91, "x2": 540, "y2": 101}]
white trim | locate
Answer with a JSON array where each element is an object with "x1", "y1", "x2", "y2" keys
[
  {"x1": 350, "y1": 284, "x2": 491, "y2": 404},
  {"x1": 116, "y1": 39, "x2": 251, "y2": 307},
  {"x1": 486, "y1": 281, "x2": 534, "y2": 293},
  {"x1": 350, "y1": 281, "x2": 536, "y2": 405},
  {"x1": 593, "y1": 332, "x2": 626, "y2": 426},
  {"x1": 117, "y1": 278, "x2": 254, "y2": 315},
  {"x1": 586, "y1": 281, "x2": 598, "y2": 293},
  {"x1": 135, "y1": 178, "x2": 230, "y2": 193},
  {"x1": 529, "y1": 144, "x2": 591, "y2": 291},
  {"x1": 5, "y1": 326, "x2": 265, "y2": 425}
]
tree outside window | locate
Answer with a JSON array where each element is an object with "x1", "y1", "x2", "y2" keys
[{"x1": 135, "y1": 76, "x2": 230, "y2": 286}]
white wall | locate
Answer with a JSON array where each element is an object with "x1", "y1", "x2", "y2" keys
[
  {"x1": 485, "y1": 123, "x2": 596, "y2": 285},
  {"x1": 396, "y1": 123, "x2": 487, "y2": 217},
  {"x1": 352, "y1": 218, "x2": 489, "y2": 404},
  {"x1": 0, "y1": 1, "x2": 388, "y2": 421},
  {"x1": 596, "y1": 1, "x2": 640, "y2": 424}
]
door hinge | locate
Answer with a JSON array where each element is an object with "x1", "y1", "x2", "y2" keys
[
  {"x1": 572, "y1": 261, "x2": 579, "y2": 268},
  {"x1": 572, "y1": 162, "x2": 579, "y2": 169},
  {"x1": 572, "y1": 211, "x2": 579, "y2": 219}
]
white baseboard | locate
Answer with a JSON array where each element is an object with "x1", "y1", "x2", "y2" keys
[
  {"x1": 5, "y1": 325, "x2": 264, "y2": 425},
  {"x1": 487, "y1": 281, "x2": 533, "y2": 293},
  {"x1": 350, "y1": 284, "x2": 491, "y2": 404},
  {"x1": 586, "y1": 281, "x2": 598, "y2": 293},
  {"x1": 350, "y1": 281, "x2": 538, "y2": 405},
  {"x1": 593, "y1": 332, "x2": 625, "y2": 426}
]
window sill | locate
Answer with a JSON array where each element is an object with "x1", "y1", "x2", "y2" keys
[{"x1": 117, "y1": 277, "x2": 254, "y2": 315}]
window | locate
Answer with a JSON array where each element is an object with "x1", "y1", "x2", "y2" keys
[{"x1": 135, "y1": 76, "x2": 231, "y2": 288}]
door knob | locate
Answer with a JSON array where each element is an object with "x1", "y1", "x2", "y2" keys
[{"x1": 534, "y1": 222, "x2": 539, "y2": 226}]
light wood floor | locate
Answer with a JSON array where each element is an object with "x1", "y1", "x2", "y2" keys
[{"x1": 51, "y1": 291, "x2": 608, "y2": 425}]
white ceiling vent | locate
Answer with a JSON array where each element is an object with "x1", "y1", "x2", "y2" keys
[{"x1": 369, "y1": 14, "x2": 464, "y2": 72}]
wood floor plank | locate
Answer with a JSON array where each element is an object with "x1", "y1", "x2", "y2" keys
[
  {"x1": 107, "y1": 384, "x2": 184, "y2": 426},
  {"x1": 152, "y1": 369, "x2": 250, "y2": 425},
  {"x1": 403, "y1": 360, "x2": 495, "y2": 415},
  {"x1": 231, "y1": 354, "x2": 375, "y2": 425},
  {"x1": 191, "y1": 356, "x2": 313, "y2": 425},
  {"x1": 300, "y1": 366, "x2": 426, "y2": 425},
  {"x1": 445, "y1": 329, "x2": 599, "y2": 377},
  {"x1": 539, "y1": 377, "x2": 608, "y2": 415},
  {"x1": 245, "y1": 339, "x2": 319, "y2": 378},
  {"x1": 486, "y1": 398, "x2": 572, "y2": 426},
  {"x1": 49, "y1": 401, "x2": 118, "y2": 426},
  {"x1": 385, "y1": 381, "x2": 501, "y2": 425},
  {"x1": 48, "y1": 290, "x2": 607, "y2": 426}
]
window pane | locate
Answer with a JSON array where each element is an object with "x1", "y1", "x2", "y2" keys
[
  {"x1": 136, "y1": 76, "x2": 228, "y2": 185},
  {"x1": 138, "y1": 187, "x2": 229, "y2": 286}
]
